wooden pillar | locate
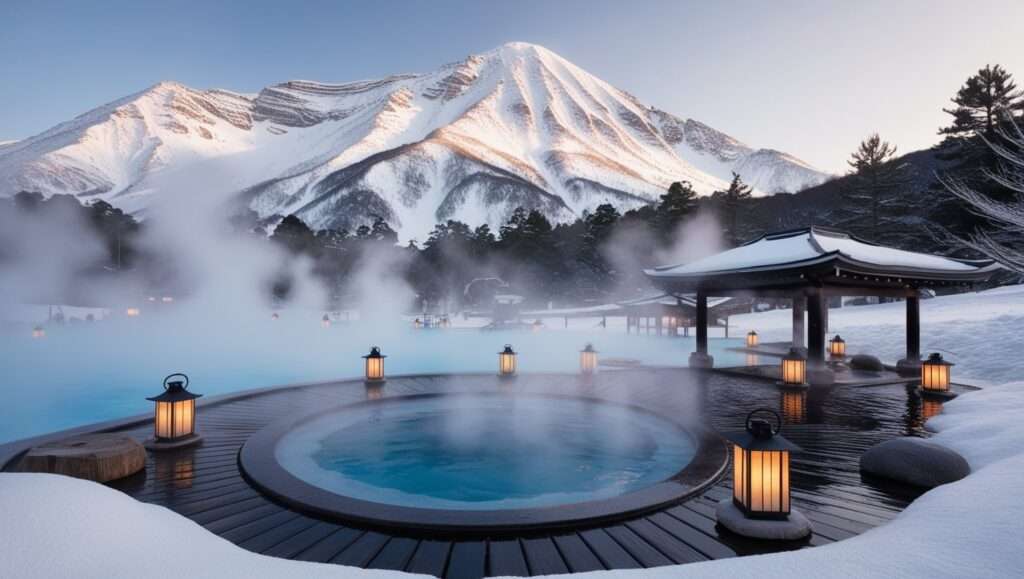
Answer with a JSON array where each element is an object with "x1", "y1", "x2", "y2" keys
[
  {"x1": 897, "y1": 294, "x2": 922, "y2": 375},
  {"x1": 689, "y1": 291, "x2": 714, "y2": 368},
  {"x1": 656, "y1": 315, "x2": 663, "y2": 336},
  {"x1": 724, "y1": 315, "x2": 730, "y2": 338},
  {"x1": 806, "y1": 290, "x2": 826, "y2": 365},
  {"x1": 792, "y1": 296, "x2": 806, "y2": 348},
  {"x1": 696, "y1": 293, "x2": 708, "y2": 355}
]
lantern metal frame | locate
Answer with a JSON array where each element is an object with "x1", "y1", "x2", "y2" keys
[
  {"x1": 145, "y1": 373, "x2": 203, "y2": 450},
  {"x1": 828, "y1": 335, "x2": 846, "y2": 358},
  {"x1": 498, "y1": 344, "x2": 517, "y2": 377},
  {"x1": 779, "y1": 347, "x2": 808, "y2": 388},
  {"x1": 920, "y1": 352, "x2": 955, "y2": 398},
  {"x1": 723, "y1": 409, "x2": 801, "y2": 520},
  {"x1": 363, "y1": 346, "x2": 387, "y2": 383},
  {"x1": 746, "y1": 330, "x2": 759, "y2": 348},
  {"x1": 579, "y1": 343, "x2": 598, "y2": 375}
]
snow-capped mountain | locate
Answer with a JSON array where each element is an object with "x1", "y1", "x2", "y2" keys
[{"x1": 0, "y1": 42, "x2": 830, "y2": 241}]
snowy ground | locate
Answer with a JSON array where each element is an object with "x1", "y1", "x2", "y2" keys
[{"x1": 2, "y1": 285, "x2": 1023, "y2": 577}]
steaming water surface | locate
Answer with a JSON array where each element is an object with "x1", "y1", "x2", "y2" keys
[
  {"x1": 276, "y1": 394, "x2": 696, "y2": 510},
  {"x1": 0, "y1": 311, "x2": 745, "y2": 443}
]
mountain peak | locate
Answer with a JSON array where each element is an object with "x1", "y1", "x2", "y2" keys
[{"x1": 0, "y1": 46, "x2": 831, "y2": 241}]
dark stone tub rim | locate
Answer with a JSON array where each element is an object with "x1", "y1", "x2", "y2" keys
[{"x1": 239, "y1": 390, "x2": 728, "y2": 535}]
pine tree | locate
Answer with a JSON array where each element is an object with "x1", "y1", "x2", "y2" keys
[
  {"x1": 657, "y1": 181, "x2": 698, "y2": 238},
  {"x1": 837, "y1": 134, "x2": 912, "y2": 238},
  {"x1": 940, "y1": 64, "x2": 1023, "y2": 142},
  {"x1": 711, "y1": 172, "x2": 752, "y2": 245}
]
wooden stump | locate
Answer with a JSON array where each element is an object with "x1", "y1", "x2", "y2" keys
[{"x1": 18, "y1": 433, "x2": 145, "y2": 483}]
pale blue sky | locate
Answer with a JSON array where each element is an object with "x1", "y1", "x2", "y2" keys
[{"x1": 2, "y1": 0, "x2": 1022, "y2": 172}]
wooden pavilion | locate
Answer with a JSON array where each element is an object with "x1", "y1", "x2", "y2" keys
[{"x1": 645, "y1": 227, "x2": 1000, "y2": 383}]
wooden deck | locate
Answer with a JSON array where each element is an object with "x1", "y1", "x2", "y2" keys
[{"x1": 3, "y1": 369, "x2": 942, "y2": 577}]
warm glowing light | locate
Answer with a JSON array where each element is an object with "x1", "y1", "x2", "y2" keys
[
  {"x1": 147, "y1": 373, "x2": 201, "y2": 444},
  {"x1": 829, "y1": 335, "x2": 846, "y2": 358},
  {"x1": 781, "y1": 389, "x2": 807, "y2": 425},
  {"x1": 366, "y1": 383, "x2": 384, "y2": 400},
  {"x1": 321, "y1": 314, "x2": 331, "y2": 328},
  {"x1": 726, "y1": 409, "x2": 800, "y2": 520},
  {"x1": 31, "y1": 326, "x2": 45, "y2": 339},
  {"x1": 413, "y1": 318, "x2": 422, "y2": 329},
  {"x1": 745, "y1": 353, "x2": 760, "y2": 367},
  {"x1": 363, "y1": 346, "x2": 386, "y2": 382},
  {"x1": 499, "y1": 344, "x2": 517, "y2": 376},
  {"x1": 580, "y1": 343, "x2": 598, "y2": 375},
  {"x1": 921, "y1": 352, "x2": 953, "y2": 393},
  {"x1": 746, "y1": 330, "x2": 759, "y2": 347},
  {"x1": 125, "y1": 307, "x2": 140, "y2": 317},
  {"x1": 922, "y1": 398, "x2": 944, "y2": 421},
  {"x1": 781, "y1": 348, "x2": 806, "y2": 386}
]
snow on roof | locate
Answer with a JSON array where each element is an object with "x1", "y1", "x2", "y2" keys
[
  {"x1": 648, "y1": 227, "x2": 992, "y2": 278},
  {"x1": 618, "y1": 294, "x2": 733, "y2": 309}
]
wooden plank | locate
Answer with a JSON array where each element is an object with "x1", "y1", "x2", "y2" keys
[
  {"x1": 604, "y1": 524, "x2": 673, "y2": 567},
  {"x1": 189, "y1": 496, "x2": 271, "y2": 525},
  {"x1": 262, "y1": 522, "x2": 342, "y2": 558},
  {"x1": 487, "y1": 540, "x2": 528, "y2": 577},
  {"x1": 368, "y1": 538, "x2": 419, "y2": 571},
  {"x1": 552, "y1": 534, "x2": 604, "y2": 572},
  {"x1": 577, "y1": 529, "x2": 641, "y2": 570},
  {"x1": 407, "y1": 540, "x2": 451, "y2": 577},
  {"x1": 293, "y1": 527, "x2": 364, "y2": 563},
  {"x1": 647, "y1": 512, "x2": 736, "y2": 559},
  {"x1": 521, "y1": 537, "x2": 569, "y2": 575},
  {"x1": 330, "y1": 531, "x2": 390, "y2": 567},
  {"x1": 446, "y1": 542, "x2": 486, "y2": 579},
  {"x1": 220, "y1": 510, "x2": 298, "y2": 544},
  {"x1": 237, "y1": 516, "x2": 318, "y2": 553},
  {"x1": 625, "y1": 518, "x2": 708, "y2": 564},
  {"x1": 202, "y1": 503, "x2": 283, "y2": 535}
]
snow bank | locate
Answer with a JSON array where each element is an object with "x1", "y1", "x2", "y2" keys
[
  {"x1": 0, "y1": 472, "x2": 418, "y2": 579},
  {"x1": 3, "y1": 383, "x2": 1023, "y2": 578}
]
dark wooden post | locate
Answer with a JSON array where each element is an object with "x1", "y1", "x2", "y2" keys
[
  {"x1": 806, "y1": 288, "x2": 834, "y2": 385},
  {"x1": 656, "y1": 315, "x2": 663, "y2": 336},
  {"x1": 689, "y1": 290, "x2": 714, "y2": 368},
  {"x1": 792, "y1": 295, "x2": 806, "y2": 348},
  {"x1": 897, "y1": 293, "x2": 922, "y2": 375}
]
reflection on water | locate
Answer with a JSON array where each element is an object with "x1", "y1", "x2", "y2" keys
[
  {"x1": 781, "y1": 388, "x2": 807, "y2": 425},
  {"x1": 903, "y1": 384, "x2": 944, "y2": 433},
  {"x1": 154, "y1": 449, "x2": 196, "y2": 490}
]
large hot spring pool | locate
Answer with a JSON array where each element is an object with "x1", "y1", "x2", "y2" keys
[{"x1": 274, "y1": 394, "x2": 696, "y2": 511}]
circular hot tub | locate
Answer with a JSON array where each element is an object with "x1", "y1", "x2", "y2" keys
[{"x1": 241, "y1": 392, "x2": 726, "y2": 533}]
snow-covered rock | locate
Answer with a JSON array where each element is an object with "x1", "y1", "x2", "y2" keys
[{"x1": 0, "y1": 43, "x2": 831, "y2": 241}]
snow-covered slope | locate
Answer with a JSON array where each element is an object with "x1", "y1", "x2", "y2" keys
[{"x1": 0, "y1": 43, "x2": 831, "y2": 240}]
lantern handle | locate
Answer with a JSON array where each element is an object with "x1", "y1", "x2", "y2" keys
[
  {"x1": 163, "y1": 373, "x2": 189, "y2": 390},
  {"x1": 745, "y1": 408, "x2": 781, "y2": 436}
]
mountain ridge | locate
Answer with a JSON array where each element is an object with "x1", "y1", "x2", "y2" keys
[{"x1": 0, "y1": 42, "x2": 832, "y2": 240}]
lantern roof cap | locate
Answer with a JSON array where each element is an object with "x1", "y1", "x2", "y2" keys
[
  {"x1": 581, "y1": 343, "x2": 597, "y2": 353},
  {"x1": 147, "y1": 373, "x2": 202, "y2": 402},
  {"x1": 363, "y1": 346, "x2": 386, "y2": 359},
  {"x1": 723, "y1": 409, "x2": 802, "y2": 452},
  {"x1": 925, "y1": 352, "x2": 954, "y2": 366},
  {"x1": 783, "y1": 347, "x2": 806, "y2": 361},
  {"x1": 500, "y1": 344, "x2": 516, "y2": 354}
]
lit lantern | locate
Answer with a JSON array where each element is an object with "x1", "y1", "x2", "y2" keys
[
  {"x1": 499, "y1": 344, "x2": 517, "y2": 377},
  {"x1": 780, "y1": 348, "x2": 807, "y2": 386},
  {"x1": 413, "y1": 318, "x2": 422, "y2": 329},
  {"x1": 781, "y1": 389, "x2": 807, "y2": 425},
  {"x1": 363, "y1": 346, "x2": 386, "y2": 382},
  {"x1": 746, "y1": 330, "x2": 759, "y2": 348},
  {"x1": 724, "y1": 409, "x2": 801, "y2": 520},
  {"x1": 146, "y1": 373, "x2": 201, "y2": 447},
  {"x1": 126, "y1": 307, "x2": 141, "y2": 317},
  {"x1": 321, "y1": 314, "x2": 331, "y2": 328},
  {"x1": 31, "y1": 326, "x2": 45, "y2": 339},
  {"x1": 580, "y1": 343, "x2": 598, "y2": 375},
  {"x1": 921, "y1": 352, "x2": 953, "y2": 394},
  {"x1": 829, "y1": 335, "x2": 846, "y2": 358}
]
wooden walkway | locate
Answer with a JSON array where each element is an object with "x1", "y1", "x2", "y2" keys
[{"x1": 4, "y1": 369, "x2": 938, "y2": 577}]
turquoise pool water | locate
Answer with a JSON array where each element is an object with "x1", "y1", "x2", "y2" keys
[
  {"x1": 0, "y1": 312, "x2": 744, "y2": 443},
  {"x1": 275, "y1": 395, "x2": 696, "y2": 510}
]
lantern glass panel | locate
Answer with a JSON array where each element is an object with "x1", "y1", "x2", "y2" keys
[
  {"x1": 781, "y1": 358, "x2": 806, "y2": 385},
  {"x1": 746, "y1": 331, "x2": 759, "y2": 347},
  {"x1": 829, "y1": 337, "x2": 846, "y2": 357},
  {"x1": 734, "y1": 447, "x2": 790, "y2": 517},
  {"x1": 580, "y1": 351, "x2": 597, "y2": 374},
  {"x1": 154, "y1": 399, "x2": 195, "y2": 440},
  {"x1": 366, "y1": 357, "x2": 385, "y2": 381},
  {"x1": 921, "y1": 362, "x2": 950, "y2": 391},
  {"x1": 499, "y1": 352, "x2": 517, "y2": 375}
]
